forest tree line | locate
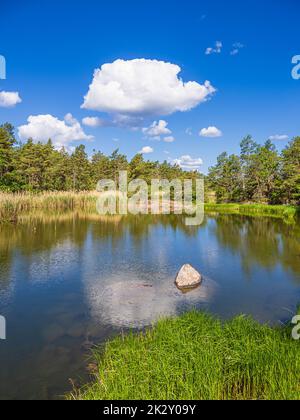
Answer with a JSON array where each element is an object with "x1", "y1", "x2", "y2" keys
[
  {"x1": 0, "y1": 123, "x2": 199, "y2": 192},
  {"x1": 207, "y1": 136, "x2": 300, "y2": 205},
  {"x1": 0, "y1": 123, "x2": 299, "y2": 205}
]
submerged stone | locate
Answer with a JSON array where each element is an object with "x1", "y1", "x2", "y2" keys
[{"x1": 175, "y1": 264, "x2": 202, "y2": 289}]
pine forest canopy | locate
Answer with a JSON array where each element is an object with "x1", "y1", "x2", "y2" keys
[{"x1": 0, "y1": 123, "x2": 299, "y2": 205}]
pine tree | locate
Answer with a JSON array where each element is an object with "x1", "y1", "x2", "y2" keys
[
  {"x1": 91, "y1": 151, "x2": 111, "y2": 185},
  {"x1": 0, "y1": 123, "x2": 17, "y2": 190},
  {"x1": 208, "y1": 153, "x2": 243, "y2": 202},
  {"x1": 281, "y1": 137, "x2": 300, "y2": 204},
  {"x1": 248, "y1": 141, "x2": 280, "y2": 203},
  {"x1": 70, "y1": 145, "x2": 92, "y2": 191}
]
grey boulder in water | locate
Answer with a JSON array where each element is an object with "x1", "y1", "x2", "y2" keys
[{"x1": 175, "y1": 264, "x2": 202, "y2": 289}]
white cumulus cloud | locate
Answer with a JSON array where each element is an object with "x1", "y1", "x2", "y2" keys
[
  {"x1": 172, "y1": 155, "x2": 203, "y2": 171},
  {"x1": 199, "y1": 126, "x2": 222, "y2": 138},
  {"x1": 18, "y1": 114, "x2": 93, "y2": 149},
  {"x1": 269, "y1": 134, "x2": 289, "y2": 141},
  {"x1": 143, "y1": 120, "x2": 172, "y2": 137},
  {"x1": 139, "y1": 146, "x2": 154, "y2": 154},
  {"x1": 82, "y1": 59, "x2": 216, "y2": 117},
  {"x1": 0, "y1": 91, "x2": 22, "y2": 107}
]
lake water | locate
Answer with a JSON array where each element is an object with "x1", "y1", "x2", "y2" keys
[{"x1": 0, "y1": 213, "x2": 300, "y2": 400}]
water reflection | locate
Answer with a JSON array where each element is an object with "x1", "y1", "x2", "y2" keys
[
  {"x1": 1, "y1": 213, "x2": 299, "y2": 289},
  {"x1": 0, "y1": 212, "x2": 300, "y2": 400},
  {"x1": 87, "y1": 278, "x2": 216, "y2": 328},
  {"x1": 212, "y1": 215, "x2": 300, "y2": 280}
]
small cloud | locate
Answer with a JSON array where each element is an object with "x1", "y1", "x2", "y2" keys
[
  {"x1": 185, "y1": 127, "x2": 193, "y2": 136},
  {"x1": 172, "y1": 155, "x2": 203, "y2": 171},
  {"x1": 234, "y1": 42, "x2": 244, "y2": 49},
  {"x1": 205, "y1": 41, "x2": 222, "y2": 55},
  {"x1": 163, "y1": 136, "x2": 175, "y2": 143},
  {"x1": 139, "y1": 146, "x2": 154, "y2": 154},
  {"x1": 199, "y1": 126, "x2": 222, "y2": 138},
  {"x1": 164, "y1": 151, "x2": 170, "y2": 155},
  {"x1": 143, "y1": 120, "x2": 172, "y2": 138},
  {"x1": 230, "y1": 49, "x2": 239, "y2": 56},
  {"x1": 82, "y1": 116, "x2": 109, "y2": 127},
  {"x1": 0, "y1": 91, "x2": 22, "y2": 108},
  {"x1": 230, "y1": 42, "x2": 244, "y2": 56},
  {"x1": 269, "y1": 134, "x2": 289, "y2": 141}
]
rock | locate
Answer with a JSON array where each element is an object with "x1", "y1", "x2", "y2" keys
[{"x1": 175, "y1": 264, "x2": 202, "y2": 289}]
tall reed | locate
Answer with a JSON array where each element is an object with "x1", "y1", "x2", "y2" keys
[
  {"x1": 0, "y1": 193, "x2": 299, "y2": 223},
  {"x1": 0, "y1": 192, "x2": 99, "y2": 222}
]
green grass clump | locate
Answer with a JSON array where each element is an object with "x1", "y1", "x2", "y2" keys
[
  {"x1": 71, "y1": 311, "x2": 300, "y2": 400},
  {"x1": 205, "y1": 203, "x2": 299, "y2": 222}
]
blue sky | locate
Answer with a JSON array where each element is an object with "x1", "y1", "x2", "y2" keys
[{"x1": 0, "y1": 0, "x2": 300, "y2": 173}]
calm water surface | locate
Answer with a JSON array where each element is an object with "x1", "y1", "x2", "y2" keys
[{"x1": 0, "y1": 213, "x2": 300, "y2": 400}]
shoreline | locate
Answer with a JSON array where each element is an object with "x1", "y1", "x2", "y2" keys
[
  {"x1": 204, "y1": 203, "x2": 299, "y2": 221},
  {"x1": 0, "y1": 192, "x2": 299, "y2": 223}
]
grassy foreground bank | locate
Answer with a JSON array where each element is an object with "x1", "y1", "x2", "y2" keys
[
  {"x1": 0, "y1": 192, "x2": 299, "y2": 223},
  {"x1": 71, "y1": 311, "x2": 300, "y2": 401}
]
